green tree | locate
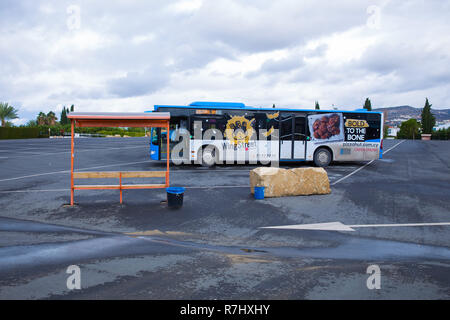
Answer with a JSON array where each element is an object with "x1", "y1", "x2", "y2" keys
[
  {"x1": 420, "y1": 98, "x2": 436, "y2": 134},
  {"x1": 60, "y1": 107, "x2": 68, "y2": 125},
  {"x1": 0, "y1": 102, "x2": 19, "y2": 127},
  {"x1": 37, "y1": 112, "x2": 47, "y2": 125},
  {"x1": 363, "y1": 98, "x2": 372, "y2": 111},
  {"x1": 46, "y1": 111, "x2": 57, "y2": 126},
  {"x1": 432, "y1": 128, "x2": 449, "y2": 140},
  {"x1": 36, "y1": 111, "x2": 58, "y2": 126},
  {"x1": 25, "y1": 120, "x2": 38, "y2": 127},
  {"x1": 383, "y1": 111, "x2": 389, "y2": 137},
  {"x1": 70, "y1": 104, "x2": 74, "y2": 112},
  {"x1": 397, "y1": 119, "x2": 420, "y2": 139},
  {"x1": 315, "y1": 101, "x2": 320, "y2": 110}
]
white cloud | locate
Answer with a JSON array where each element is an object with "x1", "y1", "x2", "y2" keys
[
  {"x1": 167, "y1": 0, "x2": 203, "y2": 14},
  {"x1": 131, "y1": 33, "x2": 155, "y2": 45},
  {"x1": 50, "y1": 30, "x2": 117, "y2": 53},
  {"x1": 319, "y1": 27, "x2": 379, "y2": 66},
  {"x1": 0, "y1": 0, "x2": 449, "y2": 120},
  {"x1": 39, "y1": 3, "x2": 55, "y2": 15}
]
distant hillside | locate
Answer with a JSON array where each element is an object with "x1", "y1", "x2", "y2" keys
[{"x1": 373, "y1": 105, "x2": 450, "y2": 126}]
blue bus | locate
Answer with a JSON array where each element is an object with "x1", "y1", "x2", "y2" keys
[{"x1": 148, "y1": 101, "x2": 383, "y2": 167}]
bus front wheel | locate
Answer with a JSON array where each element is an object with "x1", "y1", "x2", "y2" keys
[{"x1": 314, "y1": 148, "x2": 332, "y2": 167}]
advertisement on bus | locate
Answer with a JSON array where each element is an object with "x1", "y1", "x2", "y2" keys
[{"x1": 308, "y1": 113, "x2": 344, "y2": 143}]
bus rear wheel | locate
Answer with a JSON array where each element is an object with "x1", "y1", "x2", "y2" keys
[
  {"x1": 314, "y1": 148, "x2": 332, "y2": 167},
  {"x1": 200, "y1": 145, "x2": 218, "y2": 167}
]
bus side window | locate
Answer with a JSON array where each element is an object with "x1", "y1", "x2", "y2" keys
[
  {"x1": 294, "y1": 116, "x2": 306, "y2": 140},
  {"x1": 280, "y1": 114, "x2": 293, "y2": 141}
]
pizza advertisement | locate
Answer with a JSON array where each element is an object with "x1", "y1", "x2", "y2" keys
[{"x1": 308, "y1": 113, "x2": 344, "y2": 143}]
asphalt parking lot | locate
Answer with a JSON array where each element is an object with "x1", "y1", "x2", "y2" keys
[{"x1": 0, "y1": 137, "x2": 449, "y2": 299}]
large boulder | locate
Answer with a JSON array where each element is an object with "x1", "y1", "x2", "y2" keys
[
  {"x1": 250, "y1": 167, "x2": 331, "y2": 197},
  {"x1": 290, "y1": 167, "x2": 331, "y2": 195}
]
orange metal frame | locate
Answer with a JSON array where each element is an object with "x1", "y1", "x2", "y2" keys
[{"x1": 68, "y1": 114, "x2": 170, "y2": 206}]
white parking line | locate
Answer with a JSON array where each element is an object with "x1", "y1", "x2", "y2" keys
[
  {"x1": 0, "y1": 189, "x2": 69, "y2": 193},
  {"x1": 0, "y1": 140, "x2": 406, "y2": 185},
  {"x1": 0, "y1": 160, "x2": 153, "y2": 182},
  {"x1": 331, "y1": 160, "x2": 375, "y2": 186},
  {"x1": 383, "y1": 140, "x2": 406, "y2": 154},
  {"x1": 0, "y1": 145, "x2": 145, "y2": 158},
  {"x1": 261, "y1": 221, "x2": 450, "y2": 232},
  {"x1": 185, "y1": 185, "x2": 248, "y2": 189},
  {"x1": 172, "y1": 169, "x2": 256, "y2": 173},
  {"x1": 0, "y1": 144, "x2": 146, "y2": 152},
  {"x1": 0, "y1": 185, "x2": 249, "y2": 194},
  {"x1": 0, "y1": 166, "x2": 284, "y2": 183},
  {"x1": 0, "y1": 170, "x2": 69, "y2": 182},
  {"x1": 331, "y1": 140, "x2": 405, "y2": 186}
]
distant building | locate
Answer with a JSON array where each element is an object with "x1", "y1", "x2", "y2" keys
[
  {"x1": 433, "y1": 123, "x2": 450, "y2": 131},
  {"x1": 387, "y1": 126, "x2": 399, "y2": 137}
]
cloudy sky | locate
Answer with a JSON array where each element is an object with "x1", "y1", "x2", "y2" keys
[{"x1": 1, "y1": 0, "x2": 450, "y2": 124}]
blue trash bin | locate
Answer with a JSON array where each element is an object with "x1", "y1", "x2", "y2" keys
[
  {"x1": 166, "y1": 187, "x2": 185, "y2": 209},
  {"x1": 254, "y1": 186, "x2": 265, "y2": 200}
]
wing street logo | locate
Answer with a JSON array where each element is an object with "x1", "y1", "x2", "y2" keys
[
  {"x1": 179, "y1": 304, "x2": 271, "y2": 318},
  {"x1": 344, "y1": 119, "x2": 369, "y2": 142},
  {"x1": 224, "y1": 116, "x2": 255, "y2": 145}
]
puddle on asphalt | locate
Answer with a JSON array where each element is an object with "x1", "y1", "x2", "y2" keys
[
  {"x1": 1, "y1": 216, "x2": 450, "y2": 275},
  {"x1": 241, "y1": 248, "x2": 268, "y2": 253},
  {"x1": 0, "y1": 217, "x2": 111, "y2": 236},
  {"x1": 378, "y1": 159, "x2": 395, "y2": 163}
]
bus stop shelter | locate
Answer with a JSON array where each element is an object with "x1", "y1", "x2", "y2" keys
[{"x1": 67, "y1": 112, "x2": 170, "y2": 206}]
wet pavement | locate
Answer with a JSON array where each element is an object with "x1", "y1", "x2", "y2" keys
[{"x1": 0, "y1": 138, "x2": 449, "y2": 299}]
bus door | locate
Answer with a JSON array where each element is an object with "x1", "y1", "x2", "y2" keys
[
  {"x1": 150, "y1": 128, "x2": 160, "y2": 160},
  {"x1": 190, "y1": 114, "x2": 225, "y2": 158},
  {"x1": 159, "y1": 117, "x2": 189, "y2": 160},
  {"x1": 280, "y1": 113, "x2": 307, "y2": 160}
]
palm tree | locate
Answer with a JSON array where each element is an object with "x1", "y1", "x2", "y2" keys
[
  {"x1": 37, "y1": 112, "x2": 47, "y2": 125},
  {"x1": 46, "y1": 111, "x2": 57, "y2": 126},
  {"x1": 0, "y1": 102, "x2": 19, "y2": 127}
]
